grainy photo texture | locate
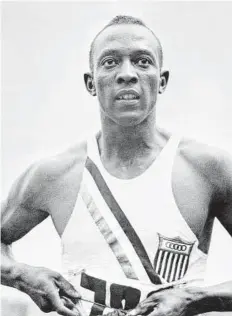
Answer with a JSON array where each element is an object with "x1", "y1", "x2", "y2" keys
[{"x1": 1, "y1": 2, "x2": 232, "y2": 316}]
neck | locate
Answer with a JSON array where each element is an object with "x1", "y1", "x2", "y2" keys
[{"x1": 99, "y1": 111, "x2": 160, "y2": 166}]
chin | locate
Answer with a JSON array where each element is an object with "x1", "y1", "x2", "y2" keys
[{"x1": 113, "y1": 112, "x2": 147, "y2": 127}]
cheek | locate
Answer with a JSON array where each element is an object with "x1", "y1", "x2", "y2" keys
[
  {"x1": 95, "y1": 72, "x2": 115, "y2": 96},
  {"x1": 140, "y1": 68, "x2": 159, "y2": 85},
  {"x1": 141, "y1": 73, "x2": 159, "y2": 97}
]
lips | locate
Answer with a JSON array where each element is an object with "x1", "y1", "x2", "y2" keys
[
  {"x1": 115, "y1": 89, "x2": 140, "y2": 101},
  {"x1": 117, "y1": 93, "x2": 139, "y2": 100}
]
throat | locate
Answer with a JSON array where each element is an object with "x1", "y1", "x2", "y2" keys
[
  {"x1": 102, "y1": 157, "x2": 156, "y2": 180},
  {"x1": 97, "y1": 135, "x2": 162, "y2": 179}
]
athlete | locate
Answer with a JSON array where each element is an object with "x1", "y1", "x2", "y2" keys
[{"x1": 1, "y1": 15, "x2": 232, "y2": 316}]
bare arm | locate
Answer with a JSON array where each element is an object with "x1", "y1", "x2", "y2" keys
[
  {"x1": 214, "y1": 150, "x2": 232, "y2": 237},
  {"x1": 1, "y1": 163, "x2": 48, "y2": 284},
  {"x1": 127, "y1": 146, "x2": 232, "y2": 316},
  {"x1": 1, "y1": 163, "x2": 80, "y2": 316},
  {"x1": 127, "y1": 281, "x2": 232, "y2": 316}
]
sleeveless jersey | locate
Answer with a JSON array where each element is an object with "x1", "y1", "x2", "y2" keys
[{"x1": 61, "y1": 134, "x2": 207, "y2": 316}]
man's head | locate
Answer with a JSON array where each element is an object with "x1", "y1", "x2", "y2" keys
[
  {"x1": 89, "y1": 16, "x2": 164, "y2": 74},
  {"x1": 84, "y1": 15, "x2": 169, "y2": 126}
]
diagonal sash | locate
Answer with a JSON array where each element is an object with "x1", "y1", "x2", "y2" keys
[
  {"x1": 85, "y1": 157, "x2": 161, "y2": 285},
  {"x1": 80, "y1": 184, "x2": 138, "y2": 280}
]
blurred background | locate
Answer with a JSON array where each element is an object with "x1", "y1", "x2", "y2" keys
[{"x1": 2, "y1": 1, "x2": 232, "y2": 315}]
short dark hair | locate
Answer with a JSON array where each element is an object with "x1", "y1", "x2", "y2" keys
[{"x1": 89, "y1": 15, "x2": 163, "y2": 73}]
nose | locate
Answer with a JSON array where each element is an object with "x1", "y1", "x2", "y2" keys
[{"x1": 116, "y1": 60, "x2": 138, "y2": 84}]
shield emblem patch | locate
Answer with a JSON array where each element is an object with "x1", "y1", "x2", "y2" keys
[{"x1": 154, "y1": 234, "x2": 194, "y2": 283}]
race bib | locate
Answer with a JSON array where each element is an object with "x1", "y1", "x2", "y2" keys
[{"x1": 67, "y1": 269, "x2": 186, "y2": 316}]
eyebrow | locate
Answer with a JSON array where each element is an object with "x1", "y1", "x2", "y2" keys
[{"x1": 97, "y1": 49, "x2": 118, "y2": 61}]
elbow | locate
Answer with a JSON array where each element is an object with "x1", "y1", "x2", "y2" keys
[{"x1": 1, "y1": 227, "x2": 14, "y2": 246}]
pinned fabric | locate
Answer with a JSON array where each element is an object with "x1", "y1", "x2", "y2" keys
[{"x1": 85, "y1": 157, "x2": 161, "y2": 285}]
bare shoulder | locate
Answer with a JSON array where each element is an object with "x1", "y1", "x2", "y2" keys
[
  {"x1": 5, "y1": 140, "x2": 87, "y2": 213},
  {"x1": 1, "y1": 140, "x2": 87, "y2": 242},
  {"x1": 178, "y1": 137, "x2": 232, "y2": 198},
  {"x1": 33, "y1": 140, "x2": 87, "y2": 182}
]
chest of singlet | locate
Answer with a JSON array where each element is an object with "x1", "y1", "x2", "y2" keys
[{"x1": 61, "y1": 134, "x2": 207, "y2": 315}]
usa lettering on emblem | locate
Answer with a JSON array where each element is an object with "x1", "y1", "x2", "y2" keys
[{"x1": 154, "y1": 234, "x2": 194, "y2": 282}]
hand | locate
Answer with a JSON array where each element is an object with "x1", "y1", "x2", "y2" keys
[
  {"x1": 127, "y1": 287, "x2": 198, "y2": 316},
  {"x1": 16, "y1": 264, "x2": 81, "y2": 316},
  {"x1": 100, "y1": 310, "x2": 126, "y2": 316}
]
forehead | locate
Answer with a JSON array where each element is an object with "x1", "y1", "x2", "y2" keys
[{"x1": 93, "y1": 24, "x2": 160, "y2": 61}]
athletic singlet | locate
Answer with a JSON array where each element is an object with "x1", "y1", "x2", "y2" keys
[{"x1": 61, "y1": 134, "x2": 207, "y2": 316}]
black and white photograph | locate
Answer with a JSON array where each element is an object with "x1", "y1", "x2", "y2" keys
[{"x1": 1, "y1": 1, "x2": 232, "y2": 316}]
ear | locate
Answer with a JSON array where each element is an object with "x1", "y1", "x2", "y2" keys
[
  {"x1": 84, "y1": 72, "x2": 96, "y2": 96},
  {"x1": 158, "y1": 69, "x2": 169, "y2": 94}
]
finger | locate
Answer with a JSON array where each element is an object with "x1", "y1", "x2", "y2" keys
[
  {"x1": 56, "y1": 304, "x2": 79, "y2": 316},
  {"x1": 127, "y1": 306, "x2": 145, "y2": 316},
  {"x1": 127, "y1": 302, "x2": 157, "y2": 316},
  {"x1": 61, "y1": 296, "x2": 76, "y2": 309},
  {"x1": 135, "y1": 293, "x2": 159, "y2": 313},
  {"x1": 145, "y1": 308, "x2": 160, "y2": 316},
  {"x1": 29, "y1": 292, "x2": 53, "y2": 313},
  {"x1": 48, "y1": 290, "x2": 78, "y2": 316},
  {"x1": 56, "y1": 275, "x2": 81, "y2": 300}
]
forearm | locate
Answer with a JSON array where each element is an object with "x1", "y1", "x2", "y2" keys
[
  {"x1": 186, "y1": 281, "x2": 232, "y2": 314},
  {"x1": 1, "y1": 242, "x2": 27, "y2": 289},
  {"x1": 1, "y1": 243, "x2": 79, "y2": 316}
]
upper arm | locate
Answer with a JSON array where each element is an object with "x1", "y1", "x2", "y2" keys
[
  {"x1": 180, "y1": 139, "x2": 232, "y2": 237},
  {"x1": 214, "y1": 151, "x2": 232, "y2": 236},
  {"x1": 1, "y1": 163, "x2": 49, "y2": 245},
  {"x1": 1, "y1": 140, "x2": 88, "y2": 243}
]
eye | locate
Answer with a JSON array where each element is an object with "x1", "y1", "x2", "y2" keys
[
  {"x1": 136, "y1": 57, "x2": 152, "y2": 68},
  {"x1": 102, "y1": 58, "x2": 117, "y2": 68}
]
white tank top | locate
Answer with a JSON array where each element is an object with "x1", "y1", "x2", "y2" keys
[{"x1": 61, "y1": 134, "x2": 207, "y2": 315}]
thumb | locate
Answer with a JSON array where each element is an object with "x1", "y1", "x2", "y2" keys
[
  {"x1": 127, "y1": 306, "x2": 141, "y2": 316},
  {"x1": 127, "y1": 302, "x2": 156, "y2": 316},
  {"x1": 56, "y1": 275, "x2": 81, "y2": 300}
]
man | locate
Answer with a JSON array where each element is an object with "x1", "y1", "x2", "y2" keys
[{"x1": 1, "y1": 15, "x2": 232, "y2": 316}]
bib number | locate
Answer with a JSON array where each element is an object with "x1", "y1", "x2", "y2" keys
[{"x1": 81, "y1": 272, "x2": 141, "y2": 315}]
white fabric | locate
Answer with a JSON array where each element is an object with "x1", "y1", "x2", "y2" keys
[{"x1": 61, "y1": 134, "x2": 207, "y2": 315}]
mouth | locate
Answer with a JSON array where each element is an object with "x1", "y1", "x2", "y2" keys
[
  {"x1": 115, "y1": 90, "x2": 140, "y2": 101},
  {"x1": 116, "y1": 94, "x2": 139, "y2": 101}
]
